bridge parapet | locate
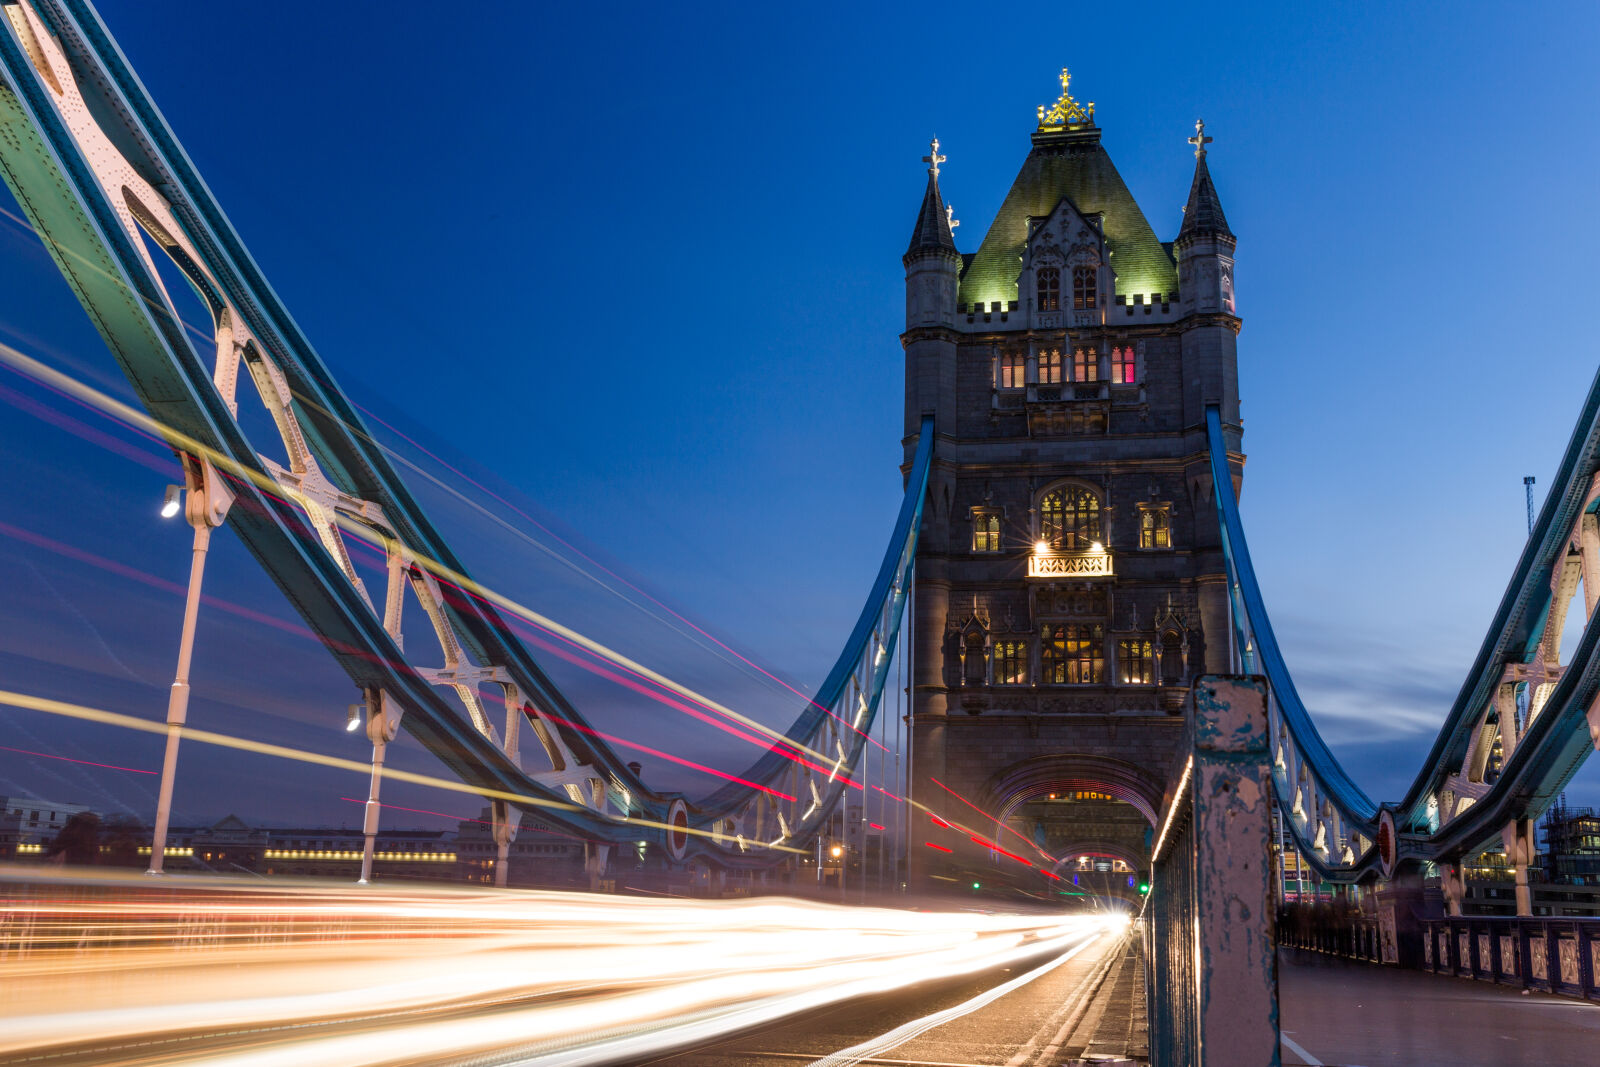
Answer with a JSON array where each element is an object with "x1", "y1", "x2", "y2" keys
[{"x1": 1143, "y1": 675, "x2": 1277, "y2": 1067}]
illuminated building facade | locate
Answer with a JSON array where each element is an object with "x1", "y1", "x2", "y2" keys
[{"x1": 903, "y1": 71, "x2": 1243, "y2": 889}]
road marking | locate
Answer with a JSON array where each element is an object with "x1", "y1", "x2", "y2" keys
[
  {"x1": 805, "y1": 932, "x2": 1105, "y2": 1067},
  {"x1": 1005, "y1": 936, "x2": 1126, "y2": 1066},
  {"x1": 1280, "y1": 1032, "x2": 1323, "y2": 1066}
]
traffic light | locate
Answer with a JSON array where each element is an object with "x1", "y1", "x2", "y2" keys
[
  {"x1": 1138, "y1": 882, "x2": 1150, "y2": 895},
  {"x1": 972, "y1": 881, "x2": 981, "y2": 890}
]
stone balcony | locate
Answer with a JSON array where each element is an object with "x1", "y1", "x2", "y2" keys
[{"x1": 1027, "y1": 547, "x2": 1113, "y2": 579}]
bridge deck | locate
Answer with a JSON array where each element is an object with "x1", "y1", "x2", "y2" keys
[{"x1": 1279, "y1": 948, "x2": 1600, "y2": 1067}]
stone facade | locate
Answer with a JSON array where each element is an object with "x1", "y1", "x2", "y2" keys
[{"x1": 901, "y1": 88, "x2": 1244, "y2": 889}]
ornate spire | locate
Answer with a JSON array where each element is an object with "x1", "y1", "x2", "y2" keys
[
  {"x1": 905, "y1": 137, "x2": 957, "y2": 259},
  {"x1": 1037, "y1": 67, "x2": 1095, "y2": 130},
  {"x1": 1177, "y1": 120, "x2": 1232, "y2": 242}
]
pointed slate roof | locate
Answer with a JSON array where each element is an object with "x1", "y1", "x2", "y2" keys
[
  {"x1": 905, "y1": 170, "x2": 957, "y2": 260},
  {"x1": 1177, "y1": 151, "x2": 1233, "y2": 242},
  {"x1": 958, "y1": 126, "x2": 1178, "y2": 308}
]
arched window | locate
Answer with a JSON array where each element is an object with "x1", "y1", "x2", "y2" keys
[
  {"x1": 1073, "y1": 266, "x2": 1097, "y2": 309},
  {"x1": 999, "y1": 351, "x2": 1025, "y2": 389},
  {"x1": 994, "y1": 641, "x2": 1028, "y2": 685},
  {"x1": 1040, "y1": 348, "x2": 1063, "y2": 385},
  {"x1": 1118, "y1": 639, "x2": 1154, "y2": 685},
  {"x1": 1042, "y1": 624, "x2": 1103, "y2": 684},
  {"x1": 1039, "y1": 487, "x2": 1101, "y2": 549},
  {"x1": 1037, "y1": 268, "x2": 1060, "y2": 311},
  {"x1": 1072, "y1": 348, "x2": 1098, "y2": 383},
  {"x1": 1139, "y1": 506, "x2": 1170, "y2": 549},
  {"x1": 1112, "y1": 346, "x2": 1136, "y2": 384},
  {"x1": 971, "y1": 511, "x2": 1001, "y2": 553}
]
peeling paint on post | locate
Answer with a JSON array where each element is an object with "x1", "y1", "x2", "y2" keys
[
  {"x1": 1193, "y1": 675, "x2": 1278, "y2": 1066},
  {"x1": 1146, "y1": 675, "x2": 1278, "y2": 1067}
]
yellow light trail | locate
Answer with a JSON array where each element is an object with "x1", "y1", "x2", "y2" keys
[
  {"x1": 0, "y1": 687, "x2": 804, "y2": 854},
  {"x1": 0, "y1": 339, "x2": 834, "y2": 768}
]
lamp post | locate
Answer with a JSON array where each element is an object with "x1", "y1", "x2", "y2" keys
[{"x1": 148, "y1": 458, "x2": 233, "y2": 875}]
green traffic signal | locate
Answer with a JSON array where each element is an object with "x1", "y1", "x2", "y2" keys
[
  {"x1": 972, "y1": 881, "x2": 981, "y2": 889},
  {"x1": 1138, "y1": 882, "x2": 1150, "y2": 894}
]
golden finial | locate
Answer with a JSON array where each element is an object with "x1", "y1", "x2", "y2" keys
[
  {"x1": 1188, "y1": 118, "x2": 1213, "y2": 158},
  {"x1": 1038, "y1": 67, "x2": 1095, "y2": 130}
]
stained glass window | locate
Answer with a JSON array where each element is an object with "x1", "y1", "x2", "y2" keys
[
  {"x1": 972, "y1": 512, "x2": 1001, "y2": 553},
  {"x1": 995, "y1": 641, "x2": 1028, "y2": 685},
  {"x1": 1118, "y1": 639, "x2": 1154, "y2": 684},
  {"x1": 1039, "y1": 487, "x2": 1101, "y2": 549},
  {"x1": 1040, "y1": 349, "x2": 1063, "y2": 385},
  {"x1": 1139, "y1": 507, "x2": 1170, "y2": 549},
  {"x1": 1072, "y1": 347, "x2": 1098, "y2": 383},
  {"x1": 999, "y1": 351, "x2": 1025, "y2": 389},
  {"x1": 1112, "y1": 345, "x2": 1136, "y2": 384},
  {"x1": 1042, "y1": 624, "x2": 1103, "y2": 684}
]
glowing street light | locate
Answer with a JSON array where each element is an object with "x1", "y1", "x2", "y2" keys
[
  {"x1": 160, "y1": 484, "x2": 181, "y2": 518},
  {"x1": 830, "y1": 844, "x2": 843, "y2": 859},
  {"x1": 346, "y1": 703, "x2": 364, "y2": 733}
]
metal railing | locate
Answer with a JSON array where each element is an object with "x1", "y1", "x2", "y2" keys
[{"x1": 1422, "y1": 916, "x2": 1600, "y2": 1002}]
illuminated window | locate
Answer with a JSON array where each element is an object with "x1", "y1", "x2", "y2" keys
[
  {"x1": 1037, "y1": 267, "x2": 1060, "y2": 312},
  {"x1": 1072, "y1": 347, "x2": 1098, "y2": 383},
  {"x1": 1073, "y1": 266, "x2": 1097, "y2": 309},
  {"x1": 971, "y1": 510, "x2": 1001, "y2": 553},
  {"x1": 1040, "y1": 349, "x2": 1063, "y2": 385},
  {"x1": 1112, "y1": 346, "x2": 1137, "y2": 384},
  {"x1": 999, "y1": 351, "x2": 1025, "y2": 389},
  {"x1": 1118, "y1": 639, "x2": 1154, "y2": 684},
  {"x1": 1139, "y1": 506, "x2": 1170, "y2": 549},
  {"x1": 1039, "y1": 487, "x2": 1101, "y2": 549},
  {"x1": 1041, "y1": 624, "x2": 1103, "y2": 684},
  {"x1": 994, "y1": 641, "x2": 1028, "y2": 685}
]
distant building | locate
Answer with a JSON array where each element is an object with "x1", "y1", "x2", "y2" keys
[
  {"x1": 1542, "y1": 804, "x2": 1600, "y2": 885},
  {"x1": 1455, "y1": 804, "x2": 1600, "y2": 917},
  {"x1": 454, "y1": 809, "x2": 586, "y2": 888},
  {"x1": 0, "y1": 795, "x2": 91, "y2": 859}
]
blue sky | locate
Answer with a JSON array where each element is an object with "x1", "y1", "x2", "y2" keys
[{"x1": 1, "y1": 0, "x2": 1597, "y2": 835}]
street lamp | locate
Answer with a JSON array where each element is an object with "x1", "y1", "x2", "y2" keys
[
  {"x1": 346, "y1": 703, "x2": 364, "y2": 732},
  {"x1": 160, "y1": 484, "x2": 181, "y2": 518}
]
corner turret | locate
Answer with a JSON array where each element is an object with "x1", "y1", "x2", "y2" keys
[{"x1": 903, "y1": 139, "x2": 961, "y2": 437}]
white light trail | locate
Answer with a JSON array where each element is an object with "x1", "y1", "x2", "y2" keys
[{"x1": 0, "y1": 872, "x2": 1119, "y2": 1067}]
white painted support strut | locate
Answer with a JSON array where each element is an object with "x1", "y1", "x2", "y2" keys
[
  {"x1": 358, "y1": 688, "x2": 403, "y2": 885},
  {"x1": 148, "y1": 460, "x2": 232, "y2": 876}
]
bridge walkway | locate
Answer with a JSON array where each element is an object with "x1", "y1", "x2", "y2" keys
[
  {"x1": 653, "y1": 926, "x2": 1148, "y2": 1066},
  {"x1": 1278, "y1": 948, "x2": 1600, "y2": 1067}
]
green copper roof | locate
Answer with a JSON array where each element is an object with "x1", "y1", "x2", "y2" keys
[{"x1": 958, "y1": 127, "x2": 1178, "y2": 308}]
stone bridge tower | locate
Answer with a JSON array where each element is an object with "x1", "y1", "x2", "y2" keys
[{"x1": 902, "y1": 71, "x2": 1243, "y2": 895}]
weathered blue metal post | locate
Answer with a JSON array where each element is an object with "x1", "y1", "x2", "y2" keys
[{"x1": 1146, "y1": 675, "x2": 1279, "y2": 1066}]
